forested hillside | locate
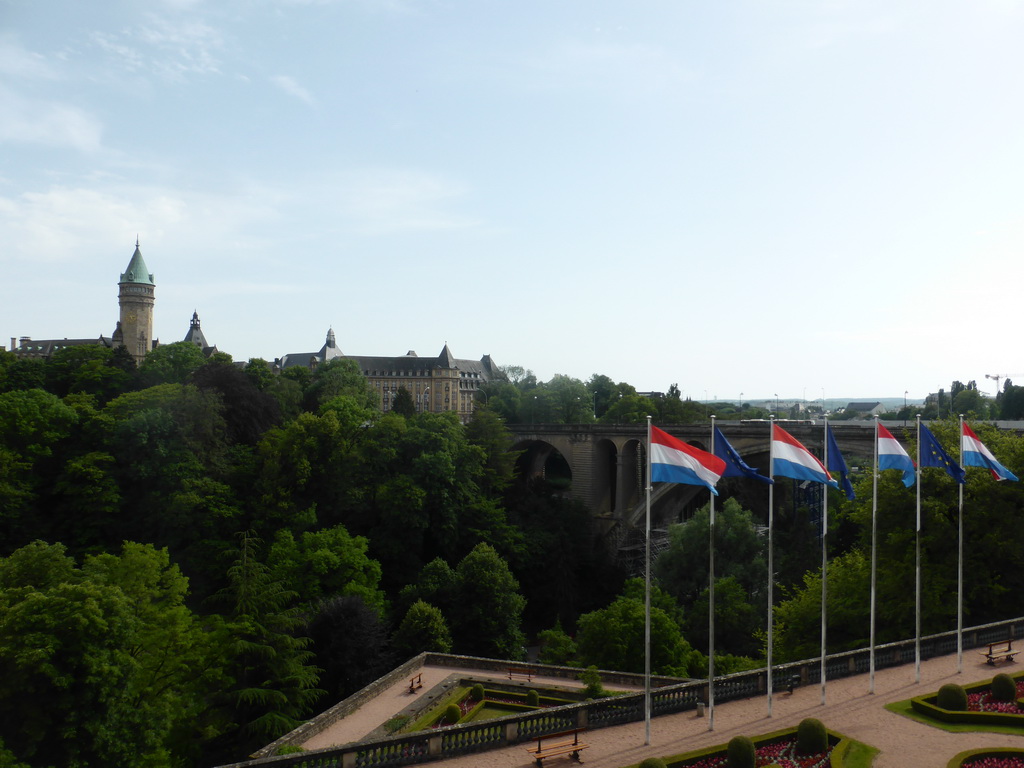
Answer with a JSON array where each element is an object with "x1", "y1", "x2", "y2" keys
[{"x1": 2, "y1": 344, "x2": 1022, "y2": 767}]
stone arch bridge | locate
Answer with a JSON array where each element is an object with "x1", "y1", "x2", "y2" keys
[{"x1": 508, "y1": 421, "x2": 903, "y2": 557}]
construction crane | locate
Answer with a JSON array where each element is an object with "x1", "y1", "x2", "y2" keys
[{"x1": 985, "y1": 373, "x2": 1024, "y2": 392}]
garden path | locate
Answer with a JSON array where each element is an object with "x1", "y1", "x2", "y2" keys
[{"x1": 303, "y1": 653, "x2": 1024, "y2": 766}]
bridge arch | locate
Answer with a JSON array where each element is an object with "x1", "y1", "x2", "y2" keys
[{"x1": 511, "y1": 438, "x2": 572, "y2": 491}]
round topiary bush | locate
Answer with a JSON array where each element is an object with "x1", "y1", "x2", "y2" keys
[
  {"x1": 526, "y1": 689, "x2": 540, "y2": 706},
  {"x1": 470, "y1": 683, "x2": 485, "y2": 701},
  {"x1": 937, "y1": 683, "x2": 968, "y2": 711},
  {"x1": 992, "y1": 673, "x2": 1017, "y2": 702},
  {"x1": 444, "y1": 703, "x2": 462, "y2": 725},
  {"x1": 638, "y1": 759, "x2": 667, "y2": 768},
  {"x1": 796, "y1": 717, "x2": 828, "y2": 755},
  {"x1": 727, "y1": 735, "x2": 756, "y2": 768}
]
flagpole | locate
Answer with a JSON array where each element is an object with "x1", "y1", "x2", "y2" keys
[
  {"x1": 644, "y1": 416, "x2": 652, "y2": 745},
  {"x1": 767, "y1": 416, "x2": 775, "y2": 717},
  {"x1": 820, "y1": 417, "x2": 829, "y2": 706},
  {"x1": 957, "y1": 414, "x2": 964, "y2": 674},
  {"x1": 869, "y1": 417, "x2": 879, "y2": 694},
  {"x1": 708, "y1": 416, "x2": 716, "y2": 731},
  {"x1": 915, "y1": 415, "x2": 922, "y2": 684}
]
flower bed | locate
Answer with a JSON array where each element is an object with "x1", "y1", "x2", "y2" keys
[
  {"x1": 675, "y1": 736, "x2": 831, "y2": 768},
  {"x1": 951, "y1": 748, "x2": 1024, "y2": 767},
  {"x1": 968, "y1": 681, "x2": 1024, "y2": 714},
  {"x1": 911, "y1": 673, "x2": 1024, "y2": 728},
  {"x1": 625, "y1": 725, "x2": 853, "y2": 768}
]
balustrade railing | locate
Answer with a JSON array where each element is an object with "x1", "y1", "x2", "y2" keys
[{"x1": 215, "y1": 616, "x2": 1023, "y2": 768}]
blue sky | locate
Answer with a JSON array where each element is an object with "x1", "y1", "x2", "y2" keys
[{"x1": 3, "y1": 0, "x2": 1023, "y2": 401}]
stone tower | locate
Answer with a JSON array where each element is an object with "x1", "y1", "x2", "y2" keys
[{"x1": 118, "y1": 239, "x2": 155, "y2": 365}]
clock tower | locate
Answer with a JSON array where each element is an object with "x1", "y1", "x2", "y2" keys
[{"x1": 118, "y1": 239, "x2": 156, "y2": 365}]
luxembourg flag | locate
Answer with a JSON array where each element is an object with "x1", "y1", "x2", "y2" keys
[
  {"x1": 650, "y1": 425, "x2": 726, "y2": 495},
  {"x1": 771, "y1": 424, "x2": 838, "y2": 488},
  {"x1": 878, "y1": 423, "x2": 915, "y2": 487},
  {"x1": 961, "y1": 423, "x2": 1019, "y2": 482}
]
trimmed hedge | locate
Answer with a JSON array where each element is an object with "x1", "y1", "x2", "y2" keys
[
  {"x1": 947, "y1": 748, "x2": 1024, "y2": 767},
  {"x1": 622, "y1": 725, "x2": 847, "y2": 768},
  {"x1": 911, "y1": 671, "x2": 1024, "y2": 729}
]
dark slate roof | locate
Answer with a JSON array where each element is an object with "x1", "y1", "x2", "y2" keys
[
  {"x1": 276, "y1": 332, "x2": 498, "y2": 381},
  {"x1": 277, "y1": 328, "x2": 344, "y2": 369},
  {"x1": 14, "y1": 336, "x2": 115, "y2": 357},
  {"x1": 845, "y1": 401, "x2": 882, "y2": 411},
  {"x1": 184, "y1": 311, "x2": 209, "y2": 348}
]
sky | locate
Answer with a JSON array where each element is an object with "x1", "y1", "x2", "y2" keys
[{"x1": 3, "y1": 0, "x2": 1024, "y2": 402}]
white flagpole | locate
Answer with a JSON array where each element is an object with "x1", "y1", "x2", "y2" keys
[
  {"x1": 957, "y1": 414, "x2": 965, "y2": 674},
  {"x1": 820, "y1": 418, "x2": 829, "y2": 706},
  {"x1": 644, "y1": 416, "x2": 652, "y2": 745},
  {"x1": 767, "y1": 416, "x2": 775, "y2": 717},
  {"x1": 708, "y1": 416, "x2": 717, "y2": 731},
  {"x1": 869, "y1": 417, "x2": 879, "y2": 694},
  {"x1": 915, "y1": 415, "x2": 922, "y2": 684}
]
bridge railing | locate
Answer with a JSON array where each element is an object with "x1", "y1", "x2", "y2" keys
[{"x1": 214, "y1": 616, "x2": 1024, "y2": 768}]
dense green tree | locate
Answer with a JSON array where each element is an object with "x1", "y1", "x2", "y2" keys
[
  {"x1": 449, "y1": 543, "x2": 527, "y2": 660},
  {"x1": 208, "y1": 533, "x2": 322, "y2": 759},
  {"x1": 243, "y1": 358, "x2": 275, "y2": 391},
  {"x1": 772, "y1": 550, "x2": 870, "y2": 662},
  {"x1": 586, "y1": 374, "x2": 617, "y2": 419},
  {"x1": 0, "y1": 542, "x2": 220, "y2": 768},
  {"x1": 687, "y1": 576, "x2": 761, "y2": 658},
  {"x1": 137, "y1": 341, "x2": 208, "y2": 386},
  {"x1": 575, "y1": 594, "x2": 700, "y2": 676},
  {"x1": 654, "y1": 498, "x2": 766, "y2": 607},
  {"x1": 536, "y1": 619, "x2": 578, "y2": 665},
  {"x1": 392, "y1": 599, "x2": 453, "y2": 660},
  {"x1": 464, "y1": 406, "x2": 519, "y2": 497},
  {"x1": 266, "y1": 526, "x2": 385, "y2": 612},
  {"x1": 45, "y1": 345, "x2": 133, "y2": 401},
  {"x1": 0, "y1": 357, "x2": 46, "y2": 392},
  {"x1": 304, "y1": 358, "x2": 378, "y2": 412},
  {"x1": 507, "y1": 480, "x2": 621, "y2": 631},
  {"x1": 192, "y1": 359, "x2": 282, "y2": 444},
  {"x1": 306, "y1": 595, "x2": 391, "y2": 703},
  {"x1": 600, "y1": 393, "x2": 655, "y2": 424},
  {"x1": 0, "y1": 390, "x2": 80, "y2": 544},
  {"x1": 104, "y1": 384, "x2": 233, "y2": 551},
  {"x1": 396, "y1": 557, "x2": 458, "y2": 619},
  {"x1": 391, "y1": 386, "x2": 416, "y2": 417}
]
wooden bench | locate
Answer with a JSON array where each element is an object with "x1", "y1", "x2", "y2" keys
[
  {"x1": 508, "y1": 666, "x2": 534, "y2": 682},
  {"x1": 981, "y1": 640, "x2": 1018, "y2": 665},
  {"x1": 525, "y1": 728, "x2": 588, "y2": 766},
  {"x1": 408, "y1": 672, "x2": 423, "y2": 694}
]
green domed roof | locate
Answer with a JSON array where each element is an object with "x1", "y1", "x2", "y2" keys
[{"x1": 120, "y1": 241, "x2": 155, "y2": 285}]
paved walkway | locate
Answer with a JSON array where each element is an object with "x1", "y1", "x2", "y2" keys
[{"x1": 303, "y1": 654, "x2": 1024, "y2": 767}]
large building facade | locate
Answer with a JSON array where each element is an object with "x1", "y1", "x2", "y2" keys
[{"x1": 276, "y1": 330, "x2": 500, "y2": 422}]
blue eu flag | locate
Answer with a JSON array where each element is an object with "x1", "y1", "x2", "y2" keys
[{"x1": 919, "y1": 423, "x2": 966, "y2": 484}]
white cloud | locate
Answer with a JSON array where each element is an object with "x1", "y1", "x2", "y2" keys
[
  {"x1": 0, "y1": 86, "x2": 103, "y2": 151},
  {"x1": 524, "y1": 39, "x2": 696, "y2": 94},
  {"x1": 92, "y1": 15, "x2": 223, "y2": 80},
  {"x1": 271, "y1": 74, "x2": 314, "y2": 104},
  {"x1": 0, "y1": 186, "x2": 187, "y2": 262}
]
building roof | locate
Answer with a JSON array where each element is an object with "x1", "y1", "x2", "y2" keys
[
  {"x1": 14, "y1": 336, "x2": 115, "y2": 357},
  {"x1": 183, "y1": 311, "x2": 218, "y2": 356},
  {"x1": 119, "y1": 241, "x2": 155, "y2": 286},
  {"x1": 277, "y1": 328, "x2": 344, "y2": 369},
  {"x1": 276, "y1": 333, "x2": 498, "y2": 381},
  {"x1": 845, "y1": 401, "x2": 882, "y2": 412}
]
